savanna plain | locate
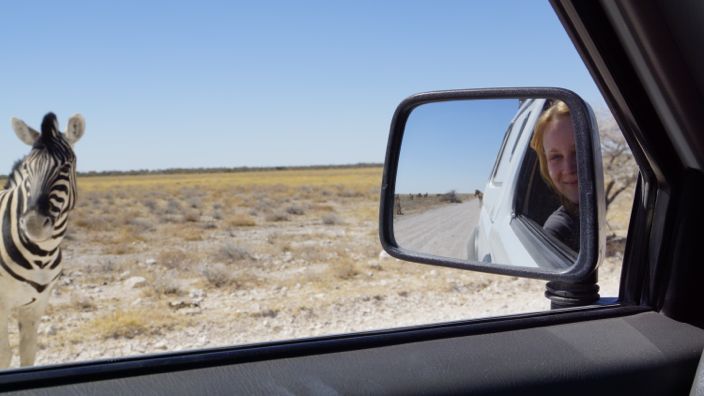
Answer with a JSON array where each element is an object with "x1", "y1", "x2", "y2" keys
[{"x1": 4, "y1": 166, "x2": 629, "y2": 367}]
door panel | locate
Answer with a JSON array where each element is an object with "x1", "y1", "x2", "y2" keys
[{"x1": 6, "y1": 311, "x2": 703, "y2": 395}]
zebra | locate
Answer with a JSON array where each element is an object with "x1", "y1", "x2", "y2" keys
[{"x1": 0, "y1": 112, "x2": 85, "y2": 368}]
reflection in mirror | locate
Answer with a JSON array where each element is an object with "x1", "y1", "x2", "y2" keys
[
  {"x1": 530, "y1": 100, "x2": 579, "y2": 253},
  {"x1": 393, "y1": 98, "x2": 579, "y2": 271}
]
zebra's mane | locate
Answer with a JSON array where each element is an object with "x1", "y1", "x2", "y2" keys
[
  {"x1": 4, "y1": 159, "x2": 23, "y2": 190},
  {"x1": 34, "y1": 113, "x2": 74, "y2": 163}
]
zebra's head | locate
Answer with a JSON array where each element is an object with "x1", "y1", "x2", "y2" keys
[{"x1": 9, "y1": 113, "x2": 85, "y2": 242}]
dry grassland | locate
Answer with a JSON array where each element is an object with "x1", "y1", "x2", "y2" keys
[{"x1": 3, "y1": 166, "x2": 631, "y2": 367}]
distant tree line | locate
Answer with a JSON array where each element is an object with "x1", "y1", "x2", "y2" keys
[{"x1": 0, "y1": 162, "x2": 383, "y2": 178}]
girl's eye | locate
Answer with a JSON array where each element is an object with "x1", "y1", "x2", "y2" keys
[{"x1": 549, "y1": 154, "x2": 563, "y2": 162}]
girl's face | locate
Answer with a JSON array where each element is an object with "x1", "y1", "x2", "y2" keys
[{"x1": 543, "y1": 115, "x2": 579, "y2": 205}]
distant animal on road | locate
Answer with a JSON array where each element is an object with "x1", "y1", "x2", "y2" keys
[{"x1": 474, "y1": 189, "x2": 483, "y2": 203}]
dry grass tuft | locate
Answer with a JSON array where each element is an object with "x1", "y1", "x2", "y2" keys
[
  {"x1": 128, "y1": 217, "x2": 156, "y2": 233},
  {"x1": 100, "y1": 230, "x2": 145, "y2": 255},
  {"x1": 158, "y1": 249, "x2": 195, "y2": 272},
  {"x1": 87, "y1": 309, "x2": 180, "y2": 340},
  {"x1": 183, "y1": 210, "x2": 200, "y2": 223},
  {"x1": 286, "y1": 205, "x2": 306, "y2": 215},
  {"x1": 142, "y1": 198, "x2": 160, "y2": 213},
  {"x1": 198, "y1": 263, "x2": 264, "y2": 289},
  {"x1": 227, "y1": 214, "x2": 257, "y2": 227},
  {"x1": 336, "y1": 188, "x2": 365, "y2": 198},
  {"x1": 311, "y1": 204, "x2": 335, "y2": 212},
  {"x1": 250, "y1": 309, "x2": 279, "y2": 318},
  {"x1": 70, "y1": 293, "x2": 98, "y2": 312},
  {"x1": 177, "y1": 228, "x2": 203, "y2": 241},
  {"x1": 72, "y1": 214, "x2": 107, "y2": 232},
  {"x1": 102, "y1": 243, "x2": 134, "y2": 256},
  {"x1": 322, "y1": 213, "x2": 343, "y2": 225},
  {"x1": 152, "y1": 274, "x2": 185, "y2": 296},
  {"x1": 329, "y1": 255, "x2": 366, "y2": 280},
  {"x1": 265, "y1": 212, "x2": 289, "y2": 222},
  {"x1": 199, "y1": 263, "x2": 238, "y2": 288},
  {"x1": 217, "y1": 243, "x2": 253, "y2": 262}
]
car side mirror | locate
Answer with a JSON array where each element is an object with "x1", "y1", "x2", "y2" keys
[{"x1": 379, "y1": 88, "x2": 605, "y2": 282}]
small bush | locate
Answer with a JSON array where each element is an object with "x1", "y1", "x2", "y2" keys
[
  {"x1": 227, "y1": 214, "x2": 257, "y2": 227},
  {"x1": 322, "y1": 213, "x2": 343, "y2": 225},
  {"x1": 255, "y1": 198, "x2": 275, "y2": 213},
  {"x1": 311, "y1": 204, "x2": 335, "y2": 212},
  {"x1": 199, "y1": 263, "x2": 237, "y2": 288},
  {"x1": 158, "y1": 249, "x2": 191, "y2": 271},
  {"x1": 159, "y1": 213, "x2": 185, "y2": 224},
  {"x1": 94, "y1": 258, "x2": 120, "y2": 273},
  {"x1": 202, "y1": 222, "x2": 217, "y2": 230},
  {"x1": 143, "y1": 199, "x2": 159, "y2": 212},
  {"x1": 187, "y1": 197, "x2": 202, "y2": 209},
  {"x1": 102, "y1": 243, "x2": 134, "y2": 255},
  {"x1": 153, "y1": 275, "x2": 184, "y2": 296},
  {"x1": 265, "y1": 212, "x2": 289, "y2": 222},
  {"x1": 165, "y1": 199, "x2": 182, "y2": 215},
  {"x1": 286, "y1": 205, "x2": 305, "y2": 215},
  {"x1": 250, "y1": 309, "x2": 279, "y2": 318},
  {"x1": 70, "y1": 293, "x2": 97, "y2": 312},
  {"x1": 218, "y1": 243, "x2": 252, "y2": 262},
  {"x1": 129, "y1": 217, "x2": 156, "y2": 233},
  {"x1": 184, "y1": 210, "x2": 201, "y2": 223}
]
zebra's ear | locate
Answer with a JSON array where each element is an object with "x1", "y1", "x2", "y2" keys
[
  {"x1": 65, "y1": 114, "x2": 85, "y2": 145},
  {"x1": 11, "y1": 118, "x2": 39, "y2": 146}
]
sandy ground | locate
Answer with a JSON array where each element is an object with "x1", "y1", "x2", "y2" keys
[{"x1": 17, "y1": 237, "x2": 622, "y2": 369}]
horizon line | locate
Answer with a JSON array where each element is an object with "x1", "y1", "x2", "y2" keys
[{"x1": 23, "y1": 162, "x2": 384, "y2": 178}]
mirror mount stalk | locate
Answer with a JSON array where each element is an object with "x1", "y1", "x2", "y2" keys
[{"x1": 544, "y1": 272, "x2": 600, "y2": 309}]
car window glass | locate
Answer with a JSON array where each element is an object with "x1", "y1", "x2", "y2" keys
[
  {"x1": 491, "y1": 101, "x2": 532, "y2": 185},
  {"x1": 510, "y1": 113, "x2": 532, "y2": 161},
  {"x1": 490, "y1": 121, "x2": 515, "y2": 184},
  {"x1": 0, "y1": 1, "x2": 633, "y2": 369}
]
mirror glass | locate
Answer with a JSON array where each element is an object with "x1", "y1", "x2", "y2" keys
[{"x1": 394, "y1": 98, "x2": 580, "y2": 272}]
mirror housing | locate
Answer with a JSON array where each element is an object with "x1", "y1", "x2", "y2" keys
[{"x1": 379, "y1": 87, "x2": 605, "y2": 282}]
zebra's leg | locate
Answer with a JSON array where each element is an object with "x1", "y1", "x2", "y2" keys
[
  {"x1": 0, "y1": 304, "x2": 10, "y2": 368},
  {"x1": 18, "y1": 297, "x2": 48, "y2": 367}
]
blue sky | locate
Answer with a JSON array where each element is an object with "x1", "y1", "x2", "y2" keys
[
  {"x1": 0, "y1": 1, "x2": 603, "y2": 172},
  {"x1": 397, "y1": 99, "x2": 520, "y2": 193}
]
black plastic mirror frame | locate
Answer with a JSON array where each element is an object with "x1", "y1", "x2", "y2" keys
[{"x1": 379, "y1": 87, "x2": 605, "y2": 282}]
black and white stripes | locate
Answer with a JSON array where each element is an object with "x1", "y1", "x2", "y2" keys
[{"x1": 0, "y1": 112, "x2": 84, "y2": 368}]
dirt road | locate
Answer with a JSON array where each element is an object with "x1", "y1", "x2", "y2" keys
[{"x1": 394, "y1": 199, "x2": 480, "y2": 259}]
